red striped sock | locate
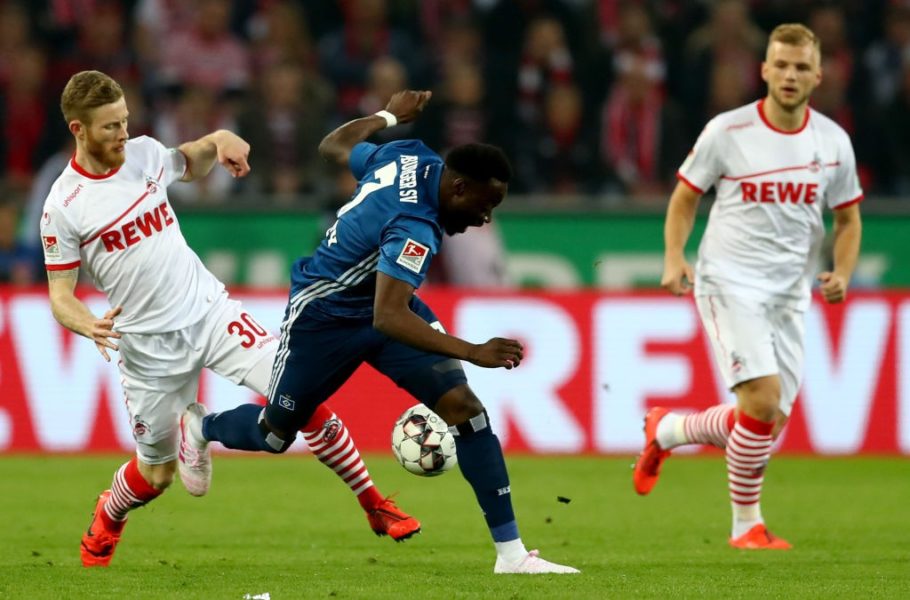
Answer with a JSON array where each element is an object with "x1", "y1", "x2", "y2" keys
[
  {"x1": 301, "y1": 405, "x2": 382, "y2": 511},
  {"x1": 103, "y1": 457, "x2": 162, "y2": 526},
  {"x1": 726, "y1": 412, "x2": 774, "y2": 534},
  {"x1": 683, "y1": 404, "x2": 736, "y2": 449}
]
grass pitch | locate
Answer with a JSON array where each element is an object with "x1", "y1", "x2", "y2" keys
[{"x1": 1, "y1": 454, "x2": 908, "y2": 599}]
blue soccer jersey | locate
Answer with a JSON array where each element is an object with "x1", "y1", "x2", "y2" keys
[{"x1": 290, "y1": 140, "x2": 445, "y2": 320}]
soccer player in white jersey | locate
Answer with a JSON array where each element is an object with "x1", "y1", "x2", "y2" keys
[
  {"x1": 633, "y1": 24, "x2": 862, "y2": 549},
  {"x1": 41, "y1": 71, "x2": 420, "y2": 567}
]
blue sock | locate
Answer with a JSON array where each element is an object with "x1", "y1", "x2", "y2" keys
[
  {"x1": 454, "y1": 426, "x2": 519, "y2": 542},
  {"x1": 202, "y1": 403, "x2": 272, "y2": 452}
]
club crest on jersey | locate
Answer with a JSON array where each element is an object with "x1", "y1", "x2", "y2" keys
[
  {"x1": 396, "y1": 239, "x2": 429, "y2": 273},
  {"x1": 808, "y1": 153, "x2": 823, "y2": 173},
  {"x1": 145, "y1": 175, "x2": 159, "y2": 194},
  {"x1": 42, "y1": 235, "x2": 61, "y2": 259}
]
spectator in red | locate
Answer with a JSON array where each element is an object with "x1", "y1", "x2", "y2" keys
[
  {"x1": 0, "y1": 45, "x2": 48, "y2": 191},
  {"x1": 157, "y1": 0, "x2": 251, "y2": 95},
  {"x1": 600, "y1": 53, "x2": 686, "y2": 199}
]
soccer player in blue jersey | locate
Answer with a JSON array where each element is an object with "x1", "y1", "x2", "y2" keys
[{"x1": 184, "y1": 90, "x2": 579, "y2": 574}]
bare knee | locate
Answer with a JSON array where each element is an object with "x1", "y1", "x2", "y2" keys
[
  {"x1": 734, "y1": 376, "x2": 781, "y2": 423},
  {"x1": 138, "y1": 460, "x2": 177, "y2": 491},
  {"x1": 432, "y1": 385, "x2": 484, "y2": 426}
]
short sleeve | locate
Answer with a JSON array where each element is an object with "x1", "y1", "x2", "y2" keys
[
  {"x1": 677, "y1": 118, "x2": 725, "y2": 194},
  {"x1": 826, "y1": 133, "x2": 864, "y2": 209},
  {"x1": 349, "y1": 142, "x2": 380, "y2": 181},
  {"x1": 377, "y1": 216, "x2": 441, "y2": 289},
  {"x1": 141, "y1": 136, "x2": 186, "y2": 186},
  {"x1": 40, "y1": 204, "x2": 81, "y2": 270}
]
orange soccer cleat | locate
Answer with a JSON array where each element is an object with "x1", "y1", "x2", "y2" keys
[
  {"x1": 80, "y1": 490, "x2": 126, "y2": 567},
  {"x1": 729, "y1": 524, "x2": 792, "y2": 550},
  {"x1": 366, "y1": 496, "x2": 421, "y2": 542},
  {"x1": 633, "y1": 407, "x2": 671, "y2": 495}
]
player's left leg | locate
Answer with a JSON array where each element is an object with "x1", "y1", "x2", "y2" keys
[{"x1": 83, "y1": 363, "x2": 199, "y2": 566}]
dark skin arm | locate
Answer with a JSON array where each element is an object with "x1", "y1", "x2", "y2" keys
[
  {"x1": 318, "y1": 90, "x2": 432, "y2": 168},
  {"x1": 374, "y1": 272, "x2": 523, "y2": 369}
]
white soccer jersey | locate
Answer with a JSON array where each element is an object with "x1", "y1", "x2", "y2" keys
[
  {"x1": 40, "y1": 136, "x2": 224, "y2": 332},
  {"x1": 678, "y1": 99, "x2": 863, "y2": 311}
]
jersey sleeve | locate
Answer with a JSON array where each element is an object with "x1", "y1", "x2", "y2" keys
[
  {"x1": 677, "y1": 118, "x2": 725, "y2": 194},
  {"x1": 826, "y1": 132, "x2": 864, "y2": 209},
  {"x1": 142, "y1": 136, "x2": 187, "y2": 186},
  {"x1": 349, "y1": 142, "x2": 380, "y2": 181},
  {"x1": 377, "y1": 216, "x2": 441, "y2": 289},
  {"x1": 40, "y1": 203, "x2": 81, "y2": 271}
]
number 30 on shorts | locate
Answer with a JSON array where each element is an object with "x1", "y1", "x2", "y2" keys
[{"x1": 227, "y1": 312, "x2": 269, "y2": 348}]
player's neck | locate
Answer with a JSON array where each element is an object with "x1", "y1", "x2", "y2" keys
[
  {"x1": 760, "y1": 96, "x2": 808, "y2": 132},
  {"x1": 73, "y1": 146, "x2": 117, "y2": 176}
]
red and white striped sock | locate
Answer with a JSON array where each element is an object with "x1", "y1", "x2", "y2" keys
[
  {"x1": 301, "y1": 405, "x2": 383, "y2": 512},
  {"x1": 683, "y1": 404, "x2": 735, "y2": 448},
  {"x1": 655, "y1": 405, "x2": 735, "y2": 450},
  {"x1": 103, "y1": 457, "x2": 163, "y2": 525},
  {"x1": 726, "y1": 412, "x2": 774, "y2": 538}
]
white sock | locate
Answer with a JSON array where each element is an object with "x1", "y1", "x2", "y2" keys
[
  {"x1": 495, "y1": 538, "x2": 528, "y2": 563},
  {"x1": 655, "y1": 412, "x2": 687, "y2": 449},
  {"x1": 731, "y1": 502, "x2": 763, "y2": 538}
]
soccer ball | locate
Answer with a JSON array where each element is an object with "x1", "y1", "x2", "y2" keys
[{"x1": 391, "y1": 404, "x2": 458, "y2": 476}]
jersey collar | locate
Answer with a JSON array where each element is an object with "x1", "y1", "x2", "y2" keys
[
  {"x1": 756, "y1": 98, "x2": 810, "y2": 135},
  {"x1": 70, "y1": 154, "x2": 122, "y2": 180}
]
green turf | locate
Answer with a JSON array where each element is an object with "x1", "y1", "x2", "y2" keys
[{"x1": 1, "y1": 455, "x2": 908, "y2": 599}]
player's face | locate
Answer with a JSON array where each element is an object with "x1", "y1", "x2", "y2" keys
[
  {"x1": 442, "y1": 179, "x2": 507, "y2": 235},
  {"x1": 81, "y1": 97, "x2": 130, "y2": 170},
  {"x1": 762, "y1": 41, "x2": 821, "y2": 111}
]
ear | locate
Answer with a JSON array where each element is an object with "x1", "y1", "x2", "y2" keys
[
  {"x1": 453, "y1": 177, "x2": 466, "y2": 195},
  {"x1": 760, "y1": 61, "x2": 769, "y2": 84},
  {"x1": 69, "y1": 120, "x2": 84, "y2": 139}
]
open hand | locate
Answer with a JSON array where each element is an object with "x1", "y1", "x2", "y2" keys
[
  {"x1": 467, "y1": 337, "x2": 524, "y2": 369},
  {"x1": 93, "y1": 305, "x2": 122, "y2": 362}
]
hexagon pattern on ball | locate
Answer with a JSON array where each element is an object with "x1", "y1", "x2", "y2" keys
[{"x1": 391, "y1": 403, "x2": 458, "y2": 476}]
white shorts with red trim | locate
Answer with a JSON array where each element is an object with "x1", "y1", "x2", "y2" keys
[
  {"x1": 695, "y1": 293, "x2": 805, "y2": 416},
  {"x1": 117, "y1": 294, "x2": 278, "y2": 464}
]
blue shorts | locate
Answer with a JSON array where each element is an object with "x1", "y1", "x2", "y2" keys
[{"x1": 264, "y1": 295, "x2": 468, "y2": 432}]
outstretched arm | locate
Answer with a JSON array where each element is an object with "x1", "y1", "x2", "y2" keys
[
  {"x1": 318, "y1": 90, "x2": 432, "y2": 168},
  {"x1": 47, "y1": 268, "x2": 122, "y2": 362},
  {"x1": 373, "y1": 272, "x2": 522, "y2": 369},
  {"x1": 178, "y1": 130, "x2": 251, "y2": 181}
]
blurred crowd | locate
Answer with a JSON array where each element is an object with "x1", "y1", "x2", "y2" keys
[{"x1": 2, "y1": 0, "x2": 910, "y2": 284}]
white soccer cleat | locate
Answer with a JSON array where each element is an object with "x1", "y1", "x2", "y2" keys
[
  {"x1": 493, "y1": 549, "x2": 580, "y2": 574},
  {"x1": 178, "y1": 402, "x2": 212, "y2": 497}
]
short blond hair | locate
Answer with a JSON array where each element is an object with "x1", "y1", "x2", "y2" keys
[
  {"x1": 767, "y1": 23, "x2": 821, "y2": 58},
  {"x1": 60, "y1": 70, "x2": 123, "y2": 125}
]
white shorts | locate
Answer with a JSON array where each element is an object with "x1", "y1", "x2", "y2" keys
[
  {"x1": 695, "y1": 294, "x2": 805, "y2": 416},
  {"x1": 118, "y1": 293, "x2": 278, "y2": 464}
]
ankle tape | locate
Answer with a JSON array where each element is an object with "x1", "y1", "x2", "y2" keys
[{"x1": 448, "y1": 410, "x2": 489, "y2": 437}]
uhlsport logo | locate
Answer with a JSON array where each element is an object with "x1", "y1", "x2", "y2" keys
[{"x1": 396, "y1": 238, "x2": 429, "y2": 273}]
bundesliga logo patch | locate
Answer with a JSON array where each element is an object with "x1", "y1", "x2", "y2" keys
[
  {"x1": 43, "y1": 235, "x2": 61, "y2": 260},
  {"x1": 396, "y1": 239, "x2": 429, "y2": 274}
]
